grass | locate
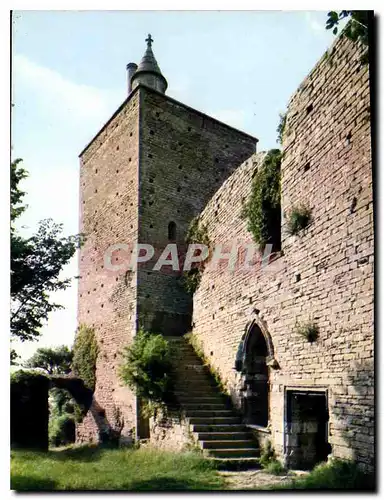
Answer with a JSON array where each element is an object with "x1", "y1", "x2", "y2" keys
[
  {"x1": 11, "y1": 445, "x2": 225, "y2": 491},
  {"x1": 265, "y1": 460, "x2": 287, "y2": 475},
  {"x1": 270, "y1": 459, "x2": 375, "y2": 491}
]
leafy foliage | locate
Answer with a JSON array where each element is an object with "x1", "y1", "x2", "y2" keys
[
  {"x1": 276, "y1": 112, "x2": 287, "y2": 145},
  {"x1": 11, "y1": 368, "x2": 47, "y2": 384},
  {"x1": 286, "y1": 204, "x2": 312, "y2": 236},
  {"x1": 326, "y1": 11, "x2": 370, "y2": 64},
  {"x1": 326, "y1": 11, "x2": 369, "y2": 44},
  {"x1": 25, "y1": 345, "x2": 73, "y2": 375},
  {"x1": 275, "y1": 459, "x2": 374, "y2": 490},
  {"x1": 119, "y1": 329, "x2": 175, "y2": 404},
  {"x1": 10, "y1": 159, "x2": 83, "y2": 351},
  {"x1": 72, "y1": 324, "x2": 99, "y2": 391},
  {"x1": 11, "y1": 159, "x2": 28, "y2": 224},
  {"x1": 295, "y1": 321, "x2": 319, "y2": 343},
  {"x1": 241, "y1": 149, "x2": 282, "y2": 250},
  {"x1": 48, "y1": 413, "x2": 75, "y2": 448},
  {"x1": 183, "y1": 216, "x2": 210, "y2": 294}
]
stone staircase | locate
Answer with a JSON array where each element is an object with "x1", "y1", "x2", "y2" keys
[{"x1": 168, "y1": 336, "x2": 260, "y2": 468}]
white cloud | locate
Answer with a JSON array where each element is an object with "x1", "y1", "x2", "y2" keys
[{"x1": 13, "y1": 53, "x2": 119, "y2": 124}]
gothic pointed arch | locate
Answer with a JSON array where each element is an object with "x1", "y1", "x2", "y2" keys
[{"x1": 242, "y1": 313, "x2": 276, "y2": 364}]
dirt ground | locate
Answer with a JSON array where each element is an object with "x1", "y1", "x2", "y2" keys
[{"x1": 219, "y1": 469, "x2": 308, "y2": 490}]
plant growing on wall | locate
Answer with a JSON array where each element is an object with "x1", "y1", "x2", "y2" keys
[
  {"x1": 295, "y1": 320, "x2": 319, "y2": 343},
  {"x1": 325, "y1": 11, "x2": 370, "y2": 64},
  {"x1": 276, "y1": 112, "x2": 287, "y2": 145},
  {"x1": 119, "y1": 329, "x2": 175, "y2": 405},
  {"x1": 72, "y1": 324, "x2": 99, "y2": 391},
  {"x1": 183, "y1": 216, "x2": 210, "y2": 294},
  {"x1": 241, "y1": 149, "x2": 282, "y2": 250},
  {"x1": 286, "y1": 204, "x2": 312, "y2": 236},
  {"x1": 258, "y1": 440, "x2": 286, "y2": 475}
]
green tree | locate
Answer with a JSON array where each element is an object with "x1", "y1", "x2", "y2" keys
[
  {"x1": 10, "y1": 159, "x2": 83, "y2": 361},
  {"x1": 24, "y1": 345, "x2": 73, "y2": 375},
  {"x1": 326, "y1": 11, "x2": 369, "y2": 45}
]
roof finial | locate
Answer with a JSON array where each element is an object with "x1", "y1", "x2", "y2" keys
[{"x1": 145, "y1": 34, "x2": 153, "y2": 48}]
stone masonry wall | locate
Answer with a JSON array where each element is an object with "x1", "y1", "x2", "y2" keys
[
  {"x1": 77, "y1": 91, "x2": 140, "y2": 443},
  {"x1": 192, "y1": 35, "x2": 373, "y2": 469},
  {"x1": 137, "y1": 87, "x2": 257, "y2": 335}
]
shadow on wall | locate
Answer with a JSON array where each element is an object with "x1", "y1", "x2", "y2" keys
[
  {"x1": 53, "y1": 377, "x2": 128, "y2": 446},
  {"x1": 333, "y1": 357, "x2": 374, "y2": 471},
  {"x1": 86, "y1": 398, "x2": 128, "y2": 445}
]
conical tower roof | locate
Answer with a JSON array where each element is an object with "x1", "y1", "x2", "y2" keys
[{"x1": 131, "y1": 34, "x2": 168, "y2": 94}]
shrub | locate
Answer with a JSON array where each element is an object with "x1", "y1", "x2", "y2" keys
[
  {"x1": 286, "y1": 204, "x2": 312, "y2": 235},
  {"x1": 72, "y1": 324, "x2": 98, "y2": 391},
  {"x1": 277, "y1": 459, "x2": 375, "y2": 490},
  {"x1": 295, "y1": 321, "x2": 319, "y2": 343},
  {"x1": 241, "y1": 149, "x2": 281, "y2": 250},
  {"x1": 119, "y1": 329, "x2": 175, "y2": 404},
  {"x1": 48, "y1": 414, "x2": 75, "y2": 447}
]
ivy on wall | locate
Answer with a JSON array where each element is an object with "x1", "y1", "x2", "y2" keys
[
  {"x1": 183, "y1": 216, "x2": 210, "y2": 294},
  {"x1": 241, "y1": 149, "x2": 282, "y2": 251},
  {"x1": 72, "y1": 324, "x2": 99, "y2": 392}
]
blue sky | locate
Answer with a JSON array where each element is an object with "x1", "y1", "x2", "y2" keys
[{"x1": 12, "y1": 10, "x2": 344, "y2": 361}]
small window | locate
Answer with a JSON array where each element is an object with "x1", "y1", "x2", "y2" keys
[{"x1": 168, "y1": 221, "x2": 176, "y2": 241}]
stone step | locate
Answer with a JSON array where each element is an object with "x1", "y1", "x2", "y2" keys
[
  {"x1": 204, "y1": 448, "x2": 259, "y2": 459},
  {"x1": 175, "y1": 373, "x2": 215, "y2": 382},
  {"x1": 191, "y1": 424, "x2": 248, "y2": 433},
  {"x1": 188, "y1": 416, "x2": 242, "y2": 425},
  {"x1": 181, "y1": 402, "x2": 230, "y2": 410},
  {"x1": 176, "y1": 385, "x2": 219, "y2": 393},
  {"x1": 174, "y1": 365, "x2": 210, "y2": 372},
  {"x1": 176, "y1": 388, "x2": 219, "y2": 395},
  {"x1": 176, "y1": 387, "x2": 223, "y2": 395},
  {"x1": 184, "y1": 409, "x2": 234, "y2": 417},
  {"x1": 200, "y1": 439, "x2": 258, "y2": 450},
  {"x1": 177, "y1": 397, "x2": 228, "y2": 406},
  {"x1": 195, "y1": 431, "x2": 253, "y2": 441},
  {"x1": 176, "y1": 387, "x2": 219, "y2": 395}
]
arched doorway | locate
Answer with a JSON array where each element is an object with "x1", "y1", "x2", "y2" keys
[{"x1": 242, "y1": 323, "x2": 269, "y2": 427}]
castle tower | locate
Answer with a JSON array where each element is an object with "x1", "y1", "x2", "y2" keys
[{"x1": 77, "y1": 35, "x2": 257, "y2": 443}]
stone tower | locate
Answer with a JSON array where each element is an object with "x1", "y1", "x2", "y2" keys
[{"x1": 76, "y1": 35, "x2": 257, "y2": 443}]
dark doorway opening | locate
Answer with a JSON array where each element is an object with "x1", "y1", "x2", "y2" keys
[
  {"x1": 286, "y1": 390, "x2": 330, "y2": 469},
  {"x1": 242, "y1": 324, "x2": 269, "y2": 427},
  {"x1": 168, "y1": 221, "x2": 176, "y2": 241}
]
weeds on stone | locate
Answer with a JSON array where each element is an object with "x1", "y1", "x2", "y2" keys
[
  {"x1": 286, "y1": 204, "x2": 312, "y2": 235},
  {"x1": 295, "y1": 321, "x2": 319, "y2": 343}
]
